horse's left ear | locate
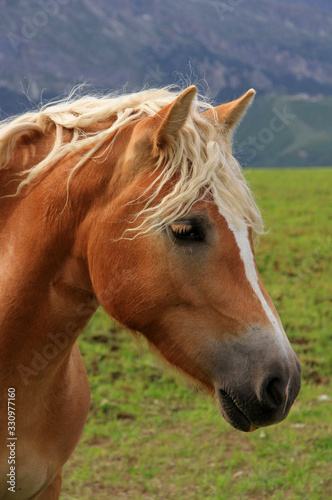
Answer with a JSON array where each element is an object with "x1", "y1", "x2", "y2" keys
[{"x1": 203, "y1": 89, "x2": 255, "y2": 133}]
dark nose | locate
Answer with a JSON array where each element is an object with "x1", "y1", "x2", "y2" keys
[
  {"x1": 260, "y1": 374, "x2": 289, "y2": 411},
  {"x1": 215, "y1": 331, "x2": 302, "y2": 431}
]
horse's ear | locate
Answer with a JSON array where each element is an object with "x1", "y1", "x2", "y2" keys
[
  {"x1": 138, "y1": 86, "x2": 197, "y2": 154},
  {"x1": 203, "y1": 89, "x2": 255, "y2": 133}
]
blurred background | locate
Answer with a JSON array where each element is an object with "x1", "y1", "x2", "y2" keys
[{"x1": 1, "y1": 0, "x2": 331, "y2": 167}]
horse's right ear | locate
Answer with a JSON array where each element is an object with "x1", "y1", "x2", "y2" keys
[
  {"x1": 203, "y1": 89, "x2": 256, "y2": 133},
  {"x1": 135, "y1": 86, "x2": 197, "y2": 155}
]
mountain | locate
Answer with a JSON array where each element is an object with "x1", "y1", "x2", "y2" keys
[
  {"x1": 0, "y1": 0, "x2": 331, "y2": 167},
  {"x1": 1, "y1": 0, "x2": 332, "y2": 100},
  {"x1": 235, "y1": 94, "x2": 332, "y2": 168}
]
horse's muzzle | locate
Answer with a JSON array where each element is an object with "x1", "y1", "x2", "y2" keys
[
  {"x1": 216, "y1": 355, "x2": 301, "y2": 432},
  {"x1": 212, "y1": 325, "x2": 302, "y2": 432}
]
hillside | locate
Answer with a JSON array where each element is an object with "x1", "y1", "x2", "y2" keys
[
  {"x1": 1, "y1": 0, "x2": 332, "y2": 100},
  {"x1": 0, "y1": 0, "x2": 331, "y2": 167},
  {"x1": 235, "y1": 94, "x2": 332, "y2": 168}
]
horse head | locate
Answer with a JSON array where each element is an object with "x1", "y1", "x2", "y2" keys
[{"x1": 86, "y1": 86, "x2": 301, "y2": 432}]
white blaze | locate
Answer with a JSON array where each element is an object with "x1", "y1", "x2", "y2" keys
[{"x1": 222, "y1": 212, "x2": 289, "y2": 354}]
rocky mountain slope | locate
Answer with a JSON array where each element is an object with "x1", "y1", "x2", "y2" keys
[
  {"x1": 0, "y1": 0, "x2": 331, "y2": 167},
  {"x1": 1, "y1": 0, "x2": 332, "y2": 101}
]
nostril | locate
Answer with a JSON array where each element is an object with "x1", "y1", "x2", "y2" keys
[{"x1": 261, "y1": 377, "x2": 286, "y2": 410}]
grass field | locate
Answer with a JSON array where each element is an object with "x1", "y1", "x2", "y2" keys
[{"x1": 62, "y1": 168, "x2": 332, "y2": 500}]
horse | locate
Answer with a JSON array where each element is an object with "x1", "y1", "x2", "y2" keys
[{"x1": 0, "y1": 85, "x2": 301, "y2": 499}]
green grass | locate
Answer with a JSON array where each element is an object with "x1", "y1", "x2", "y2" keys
[{"x1": 62, "y1": 168, "x2": 332, "y2": 499}]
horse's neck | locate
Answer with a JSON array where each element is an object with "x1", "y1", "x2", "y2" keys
[
  {"x1": 0, "y1": 217, "x2": 97, "y2": 389},
  {"x1": 0, "y1": 140, "x2": 110, "y2": 386}
]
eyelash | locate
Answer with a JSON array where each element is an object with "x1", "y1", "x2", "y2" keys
[{"x1": 169, "y1": 221, "x2": 206, "y2": 242}]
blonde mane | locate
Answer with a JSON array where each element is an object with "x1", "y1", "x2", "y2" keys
[{"x1": 0, "y1": 86, "x2": 263, "y2": 236}]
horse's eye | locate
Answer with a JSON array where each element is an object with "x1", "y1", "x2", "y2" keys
[{"x1": 170, "y1": 221, "x2": 205, "y2": 242}]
